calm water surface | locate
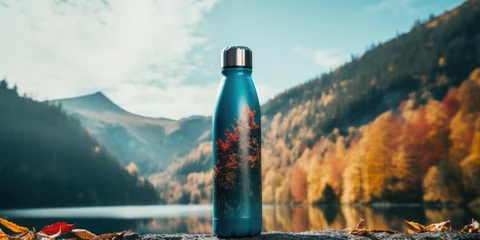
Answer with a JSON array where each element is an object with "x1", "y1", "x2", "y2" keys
[{"x1": 0, "y1": 205, "x2": 478, "y2": 234}]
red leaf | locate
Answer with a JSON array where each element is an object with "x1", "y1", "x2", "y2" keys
[{"x1": 39, "y1": 222, "x2": 76, "y2": 236}]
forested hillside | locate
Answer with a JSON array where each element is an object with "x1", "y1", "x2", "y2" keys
[
  {"x1": 152, "y1": 0, "x2": 480, "y2": 205},
  {"x1": 0, "y1": 81, "x2": 159, "y2": 208},
  {"x1": 53, "y1": 93, "x2": 211, "y2": 176}
]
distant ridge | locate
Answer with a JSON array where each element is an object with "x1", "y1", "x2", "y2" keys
[{"x1": 52, "y1": 91, "x2": 128, "y2": 115}]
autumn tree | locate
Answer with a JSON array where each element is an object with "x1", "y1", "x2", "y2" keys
[
  {"x1": 458, "y1": 76, "x2": 480, "y2": 114},
  {"x1": 341, "y1": 140, "x2": 364, "y2": 203},
  {"x1": 307, "y1": 161, "x2": 329, "y2": 203},
  {"x1": 290, "y1": 163, "x2": 307, "y2": 203},
  {"x1": 361, "y1": 112, "x2": 400, "y2": 202},
  {"x1": 441, "y1": 89, "x2": 460, "y2": 119},
  {"x1": 460, "y1": 116, "x2": 480, "y2": 197},
  {"x1": 449, "y1": 111, "x2": 475, "y2": 164},
  {"x1": 263, "y1": 170, "x2": 283, "y2": 203},
  {"x1": 423, "y1": 162, "x2": 463, "y2": 204}
]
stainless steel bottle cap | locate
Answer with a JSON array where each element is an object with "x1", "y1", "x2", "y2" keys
[{"x1": 221, "y1": 46, "x2": 252, "y2": 69}]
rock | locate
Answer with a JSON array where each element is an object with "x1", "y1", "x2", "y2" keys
[
  {"x1": 137, "y1": 230, "x2": 480, "y2": 240},
  {"x1": 123, "y1": 232, "x2": 141, "y2": 240}
]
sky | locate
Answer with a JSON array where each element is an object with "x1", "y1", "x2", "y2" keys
[{"x1": 0, "y1": 0, "x2": 464, "y2": 119}]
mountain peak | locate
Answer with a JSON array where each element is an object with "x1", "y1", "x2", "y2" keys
[
  {"x1": 53, "y1": 91, "x2": 128, "y2": 115},
  {"x1": 91, "y1": 91, "x2": 107, "y2": 98}
]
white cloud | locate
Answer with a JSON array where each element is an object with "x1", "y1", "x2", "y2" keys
[
  {"x1": 0, "y1": 0, "x2": 219, "y2": 118},
  {"x1": 105, "y1": 80, "x2": 281, "y2": 119},
  {"x1": 106, "y1": 82, "x2": 219, "y2": 119},
  {"x1": 367, "y1": 0, "x2": 417, "y2": 13},
  {"x1": 293, "y1": 46, "x2": 348, "y2": 72}
]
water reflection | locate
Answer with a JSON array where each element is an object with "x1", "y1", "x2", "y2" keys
[
  {"x1": 262, "y1": 205, "x2": 480, "y2": 232},
  {"x1": 1, "y1": 205, "x2": 479, "y2": 234}
]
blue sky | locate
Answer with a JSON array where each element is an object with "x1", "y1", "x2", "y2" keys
[{"x1": 0, "y1": 0, "x2": 464, "y2": 119}]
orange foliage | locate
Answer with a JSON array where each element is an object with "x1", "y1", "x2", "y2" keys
[
  {"x1": 290, "y1": 164, "x2": 307, "y2": 203},
  {"x1": 261, "y1": 69, "x2": 480, "y2": 204}
]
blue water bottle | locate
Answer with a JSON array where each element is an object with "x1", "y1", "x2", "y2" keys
[{"x1": 212, "y1": 46, "x2": 262, "y2": 237}]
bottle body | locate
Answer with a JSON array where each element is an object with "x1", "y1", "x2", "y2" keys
[{"x1": 212, "y1": 67, "x2": 262, "y2": 237}]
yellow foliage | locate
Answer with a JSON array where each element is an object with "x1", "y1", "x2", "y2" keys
[
  {"x1": 391, "y1": 149, "x2": 414, "y2": 194},
  {"x1": 262, "y1": 185, "x2": 275, "y2": 203},
  {"x1": 341, "y1": 157, "x2": 363, "y2": 203},
  {"x1": 449, "y1": 111, "x2": 475, "y2": 163},
  {"x1": 263, "y1": 169, "x2": 284, "y2": 203},
  {"x1": 307, "y1": 161, "x2": 329, "y2": 203},
  {"x1": 320, "y1": 91, "x2": 336, "y2": 106},
  {"x1": 472, "y1": 117, "x2": 480, "y2": 155},
  {"x1": 0, "y1": 218, "x2": 29, "y2": 233},
  {"x1": 361, "y1": 112, "x2": 397, "y2": 202},
  {"x1": 460, "y1": 154, "x2": 480, "y2": 195},
  {"x1": 470, "y1": 68, "x2": 480, "y2": 84},
  {"x1": 426, "y1": 20, "x2": 439, "y2": 28},
  {"x1": 438, "y1": 57, "x2": 446, "y2": 67},
  {"x1": 401, "y1": 98, "x2": 417, "y2": 122},
  {"x1": 275, "y1": 176, "x2": 291, "y2": 203},
  {"x1": 423, "y1": 165, "x2": 463, "y2": 204},
  {"x1": 458, "y1": 80, "x2": 480, "y2": 113}
]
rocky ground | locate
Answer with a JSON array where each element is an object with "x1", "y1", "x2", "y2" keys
[{"x1": 120, "y1": 230, "x2": 480, "y2": 240}]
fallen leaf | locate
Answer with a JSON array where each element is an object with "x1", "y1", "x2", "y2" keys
[
  {"x1": 10, "y1": 231, "x2": 29, "y2": 239},
  {"x1": 461, "y1": 219, "x2": 480, "y2": 233},
  {"x1": 425, "y1": 220, "x2": 451, "y2": 232},
  {"x1": 38, "y1": 228, "x2": 63, "y2": 239},
  {"x1": 344, "y1": 217, "x2": 398, "y2": 235},
  {"x1": 405, "y1": 221, "x2": 426, "y2": 233},
  {"x1": 355, "y1": 218, "x2": 366, "y2": 230},
  {"x1": 72, "y1": 229, "x2": 97, "y2": 239},
  {"x1": 90, "y1": 231, "x2": 125, "y2": 240},
  {"x1": 0, "y1": 218, "x2": 29, "y2": 233},
  {"x1": 0, "y1": 228, "x2": 8, "y2": 240},
  {"x1": 39, "y1": 222, "x2": 76, "y2": 236},
  {"x1": 23, "y1": 232, "x2": 33, "y2": 240}
]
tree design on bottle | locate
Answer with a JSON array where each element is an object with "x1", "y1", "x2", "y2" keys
[{"x1": 214, "y1": 106, "x2": 261, "y2": 214}]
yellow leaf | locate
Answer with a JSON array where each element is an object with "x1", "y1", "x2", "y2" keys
[
  {"x1": 405, "y1": 221, "x2": 426, "y2": 232},
  {"x1": 72, "y1": 229, "x2": 97, "y2": 239},
  {"x1": 0, "y1": 218, "x2": 29, "y2": 233},
  {"x1": 90, "y1": 231, "x2": 125, "y2": 240},
  {"x1": 0, "y1": 228, "x2": 8, "y2": 240}
]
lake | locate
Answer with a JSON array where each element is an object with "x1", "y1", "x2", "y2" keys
[{"x1": 0, "y1": 205, "x2": 478, "y2": 235}]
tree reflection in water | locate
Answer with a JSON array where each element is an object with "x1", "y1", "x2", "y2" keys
[{"x1": 135, "y1": 205, "x2": 480, "y2": 233}]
